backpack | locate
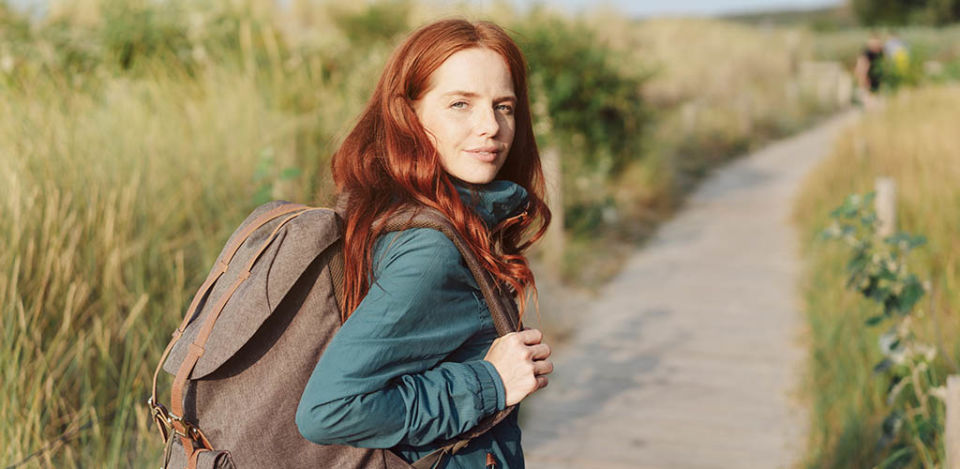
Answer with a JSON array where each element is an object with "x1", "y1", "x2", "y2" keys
[{"x1": 148, "y1": 200, "x2": 520, "y2": 469}]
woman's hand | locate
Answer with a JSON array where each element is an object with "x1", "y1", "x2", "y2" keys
[{"x1": 483, "y1": 328, "x2": 553, "y2": 407}]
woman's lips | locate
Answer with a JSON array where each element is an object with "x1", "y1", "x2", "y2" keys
[{"x1": 465, "y1": 149, "x2": 499, "y2": 163}]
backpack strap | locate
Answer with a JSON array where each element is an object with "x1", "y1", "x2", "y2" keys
[{"x1": 379, "y1": 206, "x2": 523, "y2": 468}]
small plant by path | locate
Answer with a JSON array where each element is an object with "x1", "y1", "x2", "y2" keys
[{"x1": 822, "y1": 192, "x2": 948, "y2": 468}]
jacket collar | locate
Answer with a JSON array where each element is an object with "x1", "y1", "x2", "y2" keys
[{"x1": 454, "y1": 180, "x2": 529, "y2": 228}]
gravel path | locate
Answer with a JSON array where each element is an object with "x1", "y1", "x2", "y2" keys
[{"x1": 522, "y1": 111, "x2": 859, "y2": 469}]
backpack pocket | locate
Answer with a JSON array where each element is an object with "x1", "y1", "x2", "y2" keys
[
  {"x1": 193, "y1": 450, "x2": 236, "y2": 469},
  {"x1": 163, "y1": 438, "x2": 236, "y2": 469}
]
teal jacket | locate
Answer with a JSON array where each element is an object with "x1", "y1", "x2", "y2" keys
[{"x1": 296, "y1": 180, "x2": 529, "y2": 468}]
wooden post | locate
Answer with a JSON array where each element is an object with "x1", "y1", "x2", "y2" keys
[
  {"x1": 540, "y1": 147, "x2": 565, "y2": 273},
  {"x1": 947, "y1": 375, "x2": 960, "y2": 469},
  {"x1": 875, "y1": 177, "x2": 896, "y2": 238}
]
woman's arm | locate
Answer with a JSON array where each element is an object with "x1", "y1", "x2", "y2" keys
[{"x1": 295, "y1": 228, "x2": 506, "y2": 448}]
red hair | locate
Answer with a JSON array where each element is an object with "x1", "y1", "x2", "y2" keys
[{"x1": 331, "y1": 19, "x2": 550, "y2": 321}]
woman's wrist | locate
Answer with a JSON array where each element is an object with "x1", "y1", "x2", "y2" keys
[
  {"x1": 479, "y1": 359, "x2": 507, "y2": 410},
  {"x1": 463, "y1": 360, "x2": 505, "y2": 413}
]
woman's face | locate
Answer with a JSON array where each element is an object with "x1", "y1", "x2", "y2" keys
[{"x1": 414, "y1": 47, "x2": 516, "y2": 185}]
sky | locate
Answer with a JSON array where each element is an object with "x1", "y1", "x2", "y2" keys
[{"x1": 8, "y1": 0, "x2": 845, "y2": 19}]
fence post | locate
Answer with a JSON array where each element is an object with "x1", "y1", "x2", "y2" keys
[
  {"x1": 875, "y1": 177, "x2": 896, "y2": 238},
  {"x1": 541, "y1": 147, "x2": 565, "y2": 273},
  {"x1": 947, "y1": 375, "x2": 960, "y2": 469}
]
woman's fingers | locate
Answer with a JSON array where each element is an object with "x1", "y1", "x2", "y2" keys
[
  {"x1": 528, "y1": 343, "x2": 551, "y2": 360},
  {"x1": 484, "y1": 329, "x2": 552, "y2": 406},
  {"x1": 535, "y1": 375, "x2": 549, "y2": 390},
  {"x1": 532, "y1": 359, "x2": 553, "y2": 376},
  {"x1": 517, "y1": 328, "x2": 542, "y2": 345}
]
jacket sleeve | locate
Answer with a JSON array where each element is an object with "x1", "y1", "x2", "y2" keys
[{"x1": 295, "y1": 228, "x2": 506, "y2": 448}]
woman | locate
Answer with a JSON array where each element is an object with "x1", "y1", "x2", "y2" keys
[{"x1": 295, "y1": 19, "x2": 554, "y2": 468}]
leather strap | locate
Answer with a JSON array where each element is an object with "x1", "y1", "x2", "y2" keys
[
  {"x1": 188, "y1": 447, "x2": 207, "y2": 469},
  {"x1": 409, "y1": 448, "x2": 447, "y2": 469}
]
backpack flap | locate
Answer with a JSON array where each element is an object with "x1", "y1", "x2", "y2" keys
[{"x1": 162, "y1": 205, "x2": 342, "y2": 379}]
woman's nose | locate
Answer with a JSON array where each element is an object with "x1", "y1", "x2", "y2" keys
[{"x1": 474, "y1": 106, "x2": 500, "y2": 137}]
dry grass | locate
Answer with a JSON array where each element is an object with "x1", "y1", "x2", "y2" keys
[
  {"x1": 0, "y1": 45, "x2": 354, "y2": 468},
  {"x1": 792, "y1": 85, "x2": 960, "y2": 467},
  {"x1": 551, "y1": 16, "x2": 847, "y2": 287},
  {"x1": 0, "y1": 1, "x2": 901, "y2": 465}
]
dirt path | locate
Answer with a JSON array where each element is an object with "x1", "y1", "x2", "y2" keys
[{"x1": 522, "y1": 111, "x2": 860, "y2": 469}]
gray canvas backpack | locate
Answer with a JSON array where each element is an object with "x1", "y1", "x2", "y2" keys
[{"x1": 148, "y1": 200, "x2": 520, "y2": 469}]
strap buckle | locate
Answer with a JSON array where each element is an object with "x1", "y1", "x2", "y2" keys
[{"x1": 148, "y1": 398, "x2": 204, "y2": 442}]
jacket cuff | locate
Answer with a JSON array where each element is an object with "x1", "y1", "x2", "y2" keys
[{"x1": 471, "y1": 360, "x2": 506, "y2": 412}]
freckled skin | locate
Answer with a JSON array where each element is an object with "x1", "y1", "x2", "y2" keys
[{"x1": 414, "y1": 48, "x2": 516, "y2": 184}]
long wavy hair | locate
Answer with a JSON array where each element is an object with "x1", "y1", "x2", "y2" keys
[{"x1": 331, "y1": 18, "x2": 550, "y2": 322}]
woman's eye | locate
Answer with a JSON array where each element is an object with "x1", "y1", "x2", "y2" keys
[
  {"x1": 450, "y1": 101, "x2": 468, "y2": 109},
  {"x1": 497, "y1": 104, "x2": 514, "y2": 113}
]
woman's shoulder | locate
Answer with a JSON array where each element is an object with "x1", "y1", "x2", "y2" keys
[{"x1": 372, "y1": 227, "x2": 464, "y2": 276}]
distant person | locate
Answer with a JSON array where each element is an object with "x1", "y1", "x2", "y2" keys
[
  {"x1": 884, "y1": 33, "x2": 910, "y2": 78},
  {"x1": 855, "y1": 34, "x2": 884, "y2": 107}
]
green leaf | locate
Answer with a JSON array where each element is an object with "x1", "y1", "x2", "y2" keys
[
  {"x1": 884, "y1": 297, "x2": 899, "y2": 315},
  {"x1": 881, "y1": 411, "x2": 903, "y2": 439},
  {"x1": 865, "y1": 315, "x2": 886, "y2": 326},
  {"x1": 878, "y1": 268, "x2": 898, "y2": 281},
  {"x1": 878, "y1": 446, "x2": 913, "y2": 468},
  {"x1": 885, "y1": 233, "x2": 927, "y2": 250},
  {"x1": 867, "y1": 285, "x2": 891, "y2": 303},
  {"x1": 895, "y1": 278, "x2": 925, "y2": 314},
  {"x1": 847, "y1": 252, "x2": 870, "y2": 275},
  {"x1": 874, "y1": 358, "x2": 894, "y2": 374}
]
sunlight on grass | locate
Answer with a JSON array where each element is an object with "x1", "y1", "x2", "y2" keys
[{"x1": 793, "y1": 84, "x2": 960, "y2": 468}]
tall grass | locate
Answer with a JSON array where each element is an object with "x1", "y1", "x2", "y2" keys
[
  {"x1": 631, "y1": 18, "x2": 837, "y2": 177},
  {"x1": 0, "y1": 0, "x2": 929, "y2": 465},
  {"x1": 0, "y1": 63, "x2": 335, "y2": 469},
  {"x1": 0, "y1": 2, "x2": 376, "y2": 463},
  {"x1": 793, "y1": 85, "x2": 960, "y2": 467},
  {"x1": 555, "y1": 15, "x2": 848, "y2": 285}
]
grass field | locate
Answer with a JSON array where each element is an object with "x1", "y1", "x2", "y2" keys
[
  {"x1": 2, "y1": 0, "x2": 953, "y2": 465},
  {"x1": 793, "y1": 85, "x2": 960, "y2": 468},
  {"x1": 555, "y1": 15, "x2": 848, "y2": 286}
]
